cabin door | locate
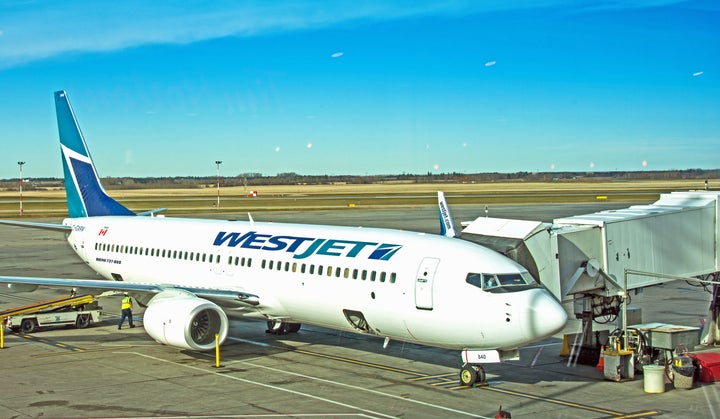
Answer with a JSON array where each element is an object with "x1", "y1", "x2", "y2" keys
[{"x1": 415, "y1": 257, "x2": 439, "y2": 310}]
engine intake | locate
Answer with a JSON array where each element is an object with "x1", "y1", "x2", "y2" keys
[{"x1": 143, "y1": 290, "x2": 229, "y2": 350}]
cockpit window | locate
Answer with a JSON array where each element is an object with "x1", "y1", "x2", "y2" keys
[{"x1": 465, "y1": 271, "x2": 535, "y2": 291}]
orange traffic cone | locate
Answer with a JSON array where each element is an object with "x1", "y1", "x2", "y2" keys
[{"x1": 596, "y1": 346, "x2": 605, "y2": 371}]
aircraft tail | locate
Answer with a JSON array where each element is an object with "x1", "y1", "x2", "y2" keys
[{"x1": 55, "y1": 90, "x2": 135, "y2": 218}]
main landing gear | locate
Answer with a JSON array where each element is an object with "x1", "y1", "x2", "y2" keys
[
  {"x1": 265, "y1": 320, "x2": 302, "y2": 335},
  {"x1": 459, "y1": 363, "x2": 487, "y2": 387}
]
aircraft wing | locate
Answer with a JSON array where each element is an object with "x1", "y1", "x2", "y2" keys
[
  {"x1": 0, "y1": 219, "x2": 71, "y2": 232},
  {"x1": 0, "y1": 275, "x2": 260, "y2": 308}
]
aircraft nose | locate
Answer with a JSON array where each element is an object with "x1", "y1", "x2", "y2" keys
[{"x1": 525, "y1": 289, "x2": 568, "y2": 341}]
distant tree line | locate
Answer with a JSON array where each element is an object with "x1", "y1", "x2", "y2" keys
[{"x1": 1, "y1": 169, "x2": 718, "y2": 192}]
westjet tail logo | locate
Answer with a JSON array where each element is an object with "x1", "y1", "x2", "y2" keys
[{"x1": 213, "y1": 231, "x2": 402, "y2": 261}]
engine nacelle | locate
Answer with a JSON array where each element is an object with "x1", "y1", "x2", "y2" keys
[{"x1": 143, "y1": 290, "x2": 228, "y2": 351}]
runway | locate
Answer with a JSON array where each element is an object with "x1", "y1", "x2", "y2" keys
[{"x1": 1, "y1": 203, "x2": 718, "y2": 418}]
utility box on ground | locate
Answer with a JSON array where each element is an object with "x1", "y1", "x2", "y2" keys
[{"x1": 604, "y1": 349, "x2": 635, "y2": 382}]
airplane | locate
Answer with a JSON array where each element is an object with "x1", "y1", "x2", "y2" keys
[{"x1": 0, "y1": 90, "x2": 567, "y2": 386}]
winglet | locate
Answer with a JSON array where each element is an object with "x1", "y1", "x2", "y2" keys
[
  {"x1": 55, "y1": 91, "x2": 135, "y2": 218},
  {"x1": 437, "y1": 191, "x2": 458, "y2": 238}
]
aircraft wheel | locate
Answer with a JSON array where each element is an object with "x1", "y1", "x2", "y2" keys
[
  {"x1": 460, "y1": 365, "x2": 478, "y2": 387},
  {"x1": 476, "y1": 366, "x2": 487, "y2": 384},
  {"x1": 266, "y1": 320, "x2": 300, "y2": 334},
  {"x1": 21, "y1": 318, "x2": 36, "y2": 334},
  {"x1": 76, "y1": 314, "x2": 91, "y2": 329}
]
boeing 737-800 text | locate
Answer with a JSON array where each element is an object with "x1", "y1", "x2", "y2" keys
[{"x1": 0, "y1": 91, "x2": 567, "y2": 386}]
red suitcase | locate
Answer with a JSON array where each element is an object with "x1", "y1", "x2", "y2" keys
[{"x1": 689, "y1": 352, "x2": 720, "y2": 383}]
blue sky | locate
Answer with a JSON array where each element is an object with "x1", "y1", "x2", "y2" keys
[{"x1": 0, "y1": 1, "x2": 718, "y2": 179}]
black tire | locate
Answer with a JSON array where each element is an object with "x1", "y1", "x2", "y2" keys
[
  {"x1": 75, "y1": 314, "x2": 91, "y2": 329},
  {"x1": 20, "y1": 318, "x2": 36, "y2": 334},
  {"x1": 460, "y1": 365, "x2": 478, "y2": 387},
  {"x1": 266, "y1": 320, "x2": 280, "y2": 333},
  {"x1": 476, "y1": 366, "x2": 487, "y2": 384},
  {"x1": 267, "y1": 320, "x2": 300, "y2": 334}
]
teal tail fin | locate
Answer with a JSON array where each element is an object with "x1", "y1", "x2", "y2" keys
[{"x1": 55, "y1": 90, "x2": 135, "y2": 218}]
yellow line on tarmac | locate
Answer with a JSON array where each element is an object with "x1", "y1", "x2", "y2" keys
[
  {"x1": 32, "y1": 346, "x2": 135, "y2": 358},
  {"x1": 292, "y1": 348, "x2": 429, "y2": 377},
  {"x1": 482, "y1": 386, "x2": 625, "y2": 416},
  {"x1": 408, "y1": 372, "x2": 456, "y2": 381},
  {"x1": 12, "y1": 332, "x2": 131, "y2": 356},
  {"x1": 609, "y1": 411, "x2": 662, "y2": 418}
]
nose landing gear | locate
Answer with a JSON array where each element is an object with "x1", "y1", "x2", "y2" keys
[{"x1": 460, "y1": 363, "x2": 487, "y2": 387}]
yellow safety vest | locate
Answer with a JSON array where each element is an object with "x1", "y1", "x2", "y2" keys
[{"x1": 121, "y1": 296, "x2": 132, "y2": 310}]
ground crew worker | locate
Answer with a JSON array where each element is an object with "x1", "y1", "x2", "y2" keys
[{"x1": 118, "y1": 292, "x2": 135, "y2": 329}]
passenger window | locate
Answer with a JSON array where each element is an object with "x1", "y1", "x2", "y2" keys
[{"x1": 390, "y1": 272, "x2": 396, "y2": 283}]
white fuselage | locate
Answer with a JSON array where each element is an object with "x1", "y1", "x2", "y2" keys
[{"x1": 64, "y1": 215, "x2": 566, "y2": 350}]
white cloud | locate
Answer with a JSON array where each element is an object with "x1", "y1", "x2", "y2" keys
[
  {"x1": 693, "y1": 71, "x2": 704, "y2": 77},
  {"x1": 1, "y1": 1, "x2": 694, "y2": 68},
  {"x1": 484, "y1": 60, "x2": 496, "y2": 67},
  {"x1": 331, "y1": 52, "x2": 344, "y2": 58}
]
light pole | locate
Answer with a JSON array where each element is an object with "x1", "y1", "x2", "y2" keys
[
  {"x1": 18, "y1": 161, "x2": 25, "y2": 216},
  {"x1": 215, "y1": 161, "x2": 222, "y2": 209}
]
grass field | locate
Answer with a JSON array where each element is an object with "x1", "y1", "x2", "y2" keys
[{"x1": 0, "y1": 178, "x2": 715, "y2": 218}]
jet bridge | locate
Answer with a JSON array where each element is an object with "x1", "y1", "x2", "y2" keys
[{"x1": 461, "y1": 190, "x2": 720, "y2": 358}]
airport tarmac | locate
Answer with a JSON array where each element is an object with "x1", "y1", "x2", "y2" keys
[{"x1": 1, "y1": 203, "x2": 719, "y2": 418}]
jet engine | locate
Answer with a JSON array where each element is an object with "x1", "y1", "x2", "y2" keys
[{"x1": 143, "y1": 290, "x2": 229, "y2": 351}]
